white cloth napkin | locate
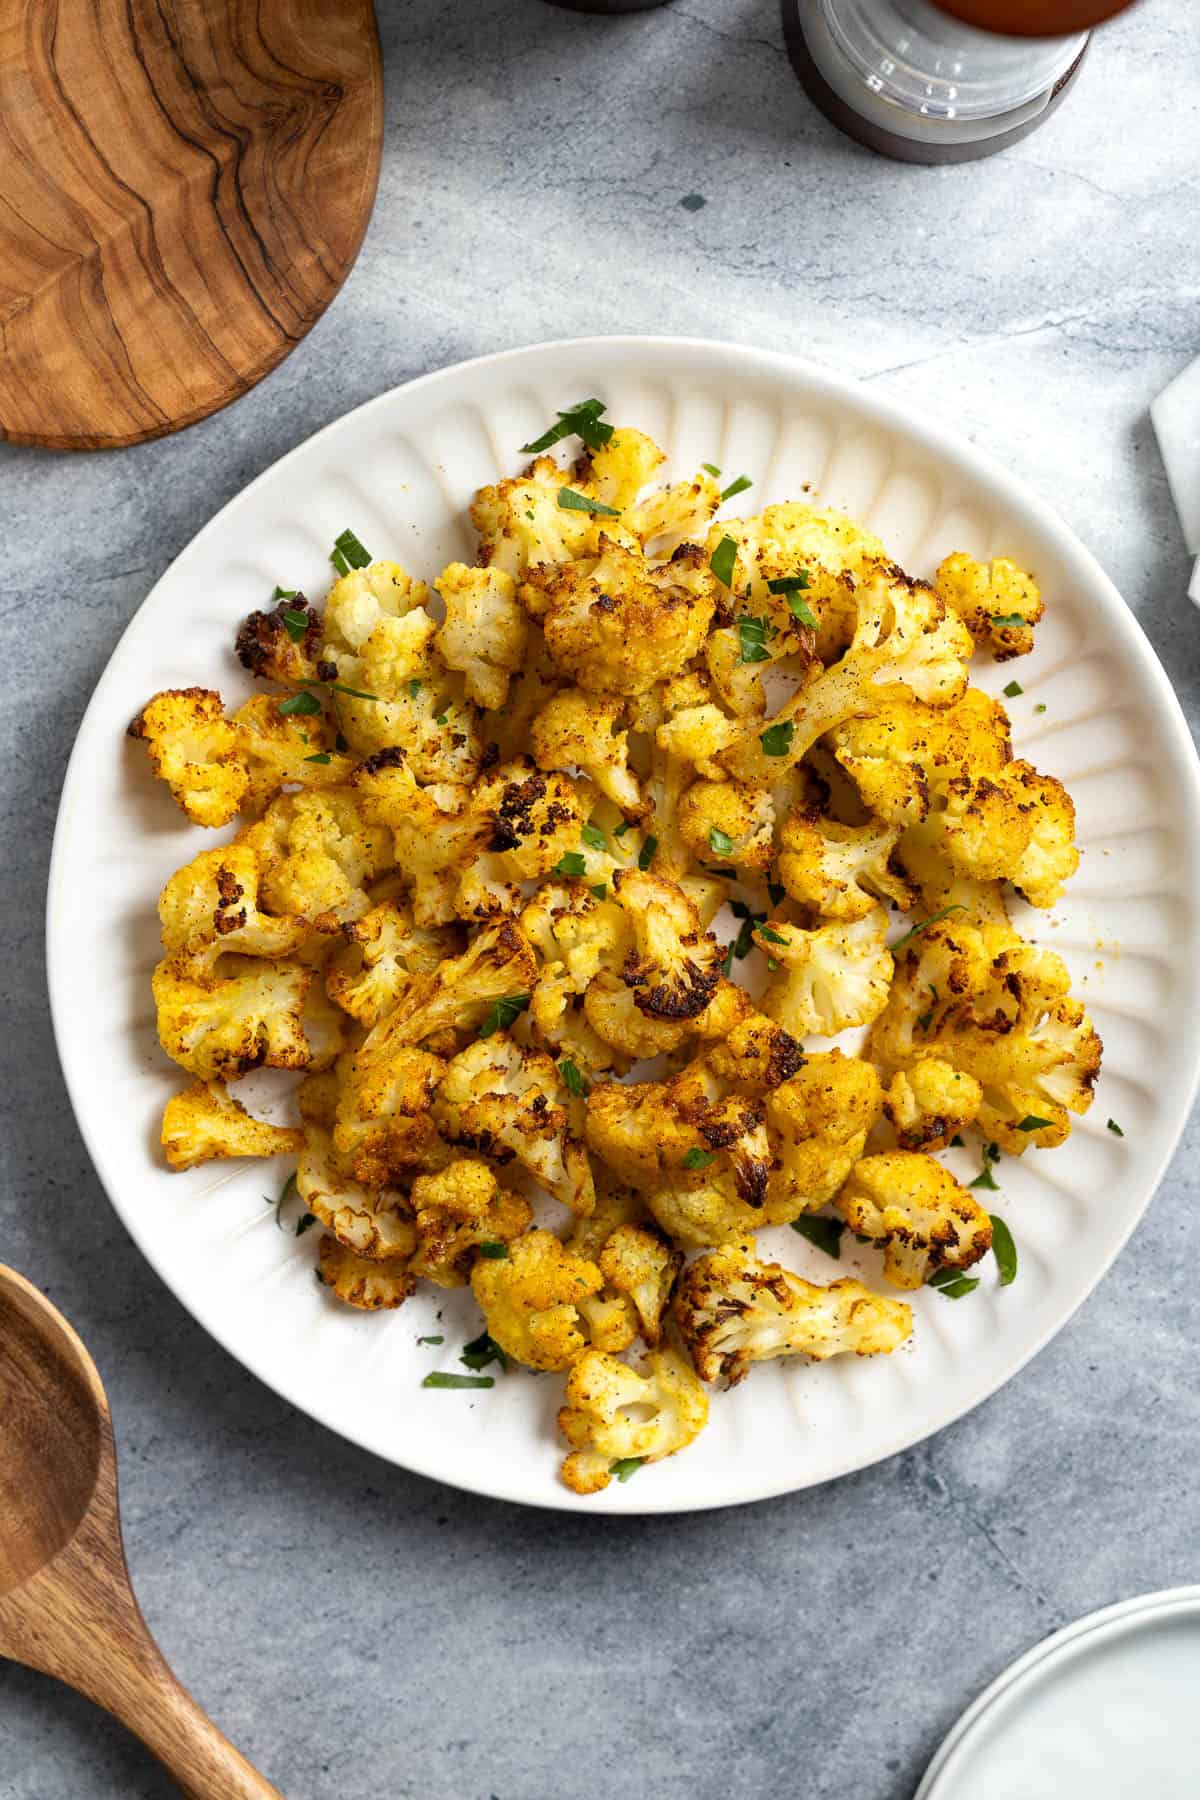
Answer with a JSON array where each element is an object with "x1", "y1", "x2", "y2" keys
[{"x1": 1151, "y1": 356, "x2": 1200, "y2": 607}]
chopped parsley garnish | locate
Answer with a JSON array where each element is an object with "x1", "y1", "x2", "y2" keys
[
  {"x1": 272, "y1": 1173, "x2": 298, "y2": 1229},
  {"x1": 709, "y1": 826, "x2": 735, "y2": 857},
  {"x1": 1003, "y1": 679, "x2": 1023, "y2": 698},
  {"x1": 989, "y1": 1214, "x2": 1018, "y2": 1287},
  {"x1": 560, "y1": 1059, "x2": 589, "y2": 1098},
  {"x1": 303, "y1": 752, "x2": 332, "y2": 765},
  {"x1": 1017, "y1": 1114, "x2": 1053, "y2": 1132},
  {"x1": 460, "y1": 1330, "x2": 510, "y2": 1372},
  {"x1": 710, "y1": 534, "x2": 738, "y2": 587},
  {"x1": 727, "y1": 900, "x2": 765, "y2": 964},
  {"x1": 408, "y1": 678, "x2": 421, "y2": 699},
  {"x1": 557, "y1": 486, "x2": 621, "y2": 517},
  {"x1": 759, "y1": 721, "x2": 795, "y2": 758},
  {"x1": 701, "y1": 462, "x2": 722, "y2": 477},
  {"x1": 611, "y1": 1456, "x2": 645, "y2": 1482},
  {"x1": 589, "y1": 883, "x2": 607, "y2": 901},
  {"x1": 969, "y1": 1152, "x2": 1000, "y2": 1192},
  {"x1": 581, "y1": 822, "x2": 608, "y2": 852},
  {"x1": 278, "y1": 690, "x2": 322, "y2": 717},
  {"x1": 767, "y1": 573, "x2": 817, "y2": 627},
  {"x1": 768, "y1": 880, "x2": 786, "y2": 908},
  {"x1": 720, "y1": 474, "x2": 753, "y2": 503},
  {"x1": 272, "y1": 584, "x2": 298, "y2": 601},
  {"x1": 614, "y1": 819, "x2": 631, "y2": 838},
  {"x1": 435, "y1": 711, "x2": 448, "y2": 725},
  {"x1": 330, "y1": 528, "x2": 371, "y2": 577},
  {"x1": 784, "y1": 589, "x2": 818, "y2": 629},
  {"x1": 928, "y1": 1268, "x2": 981, "y2": 1299},
  {"x1": 477, "y1": 1241, "x2": 509, "y2": 1259},
  {"x1": 949, "y1": 1134, "x2": 965, "y2": 1148},
  {"x1": 423, "y1": 1372, "x2": 495, "y2": 1390},
  {"x1": 521, "y1": 399, "x2": 613, "y2": 455},
  {"x1": 295, "y1": 1212, "x2": 317, "y2": 1236},
  {"x1": 1107, "y1": 1118, "x2": 1125, "y2": 1137},
  {"x1": 554, "y1": 852, "x2": 588, "y2": 878},
  {"x1": 737, "y1": 613, "x2": 774, "y2": 664},
  {"x1": 314, "y1": 1268, "x2": 327, "y2": 1287},
  {"x1": 638, "y1": 836, "x2": 658, "y2": 871},
  {"x1": 890, "y1": 904, "x2": 965, "y2": 951},
  {"x1": 767, "y1": 572, "x2": 812, "y2": 593},
  {"x1": 478, "y1": 993, "x2": 531, "y2": 1038},
  {"x1": 991, "y1": 611, "x2": 1026, "y2": 628},
  {"x1": 683, "y1": 1147, "x2": 715, "y2": 1170},
  {"x1": 755, "y1": 922, "x2": 788, "y2": 947},
  {"x1": 282, "y1": 607, "x2": 310, "y2": 642},
  {"x1": 335, "y1": 732, "x2": 349, "y2": 751},
  {"x1": 791, "y1": 1215, "x2": 845, "y2": 1258},
  {"x1": 417, "y1": 1334, "x2": 445, "y2": 1346},
  {"x1": 916, "y1": 1009, "x2": 933, "y2": 1034},
  {"x1": 1034, "y1": 702, "x2": 1047, "y2": 714}
]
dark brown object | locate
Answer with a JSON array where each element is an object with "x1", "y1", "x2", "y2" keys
[
  {"x1": 0, "y1": 1266, "x2": 282, "y2": 1796},
  {"x1": 0, "y1": 0, "x2": 383, "y2": 452},
  {"x1": 929, "y1": 0, "x2": 1136, "y2": 33}
]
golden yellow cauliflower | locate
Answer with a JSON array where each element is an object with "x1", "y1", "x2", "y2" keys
[
  {"x1": 161, "y1": 1080, "x2": 305, "y2": 1171},
  {"x1": 558, "y1": 1346, "x2": 709, "y2": 1493},
  {"x1": 317, "y1": 1234, "x2": 415, "y2": 1310},
  {"x1": 837, "y1": 1152, "x2": 993, "y2": 1290},
  {"x1": 128, "y1": 688, "x2": 247, "y2": 827},
  {"x1": 434, "y1": 563, "x2": 528, "y2": 710},
  {"x1": 936, "y1": 551, "x2": 1044, "y2": 660},
  {"x1": 409, "y1": 1159, "x2": 533, "y2": 1286},
  {"x1": 884, "y1": 1059, "x2": 983, "y2": 1152},
  {"x1": 469, "y1": 1228, "x2": 604, "y2": 1370}
]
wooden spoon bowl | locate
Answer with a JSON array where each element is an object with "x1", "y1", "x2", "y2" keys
[{"x1": 0, "y1": 1266, "x2": 281, "y2": 1796}]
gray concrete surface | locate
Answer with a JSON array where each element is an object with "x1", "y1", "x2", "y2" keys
[{"x1": 2, "y1": 1, "x2": 1199, "y2": 1795}]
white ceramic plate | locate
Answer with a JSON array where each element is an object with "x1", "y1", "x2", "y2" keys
[
  {"x1": 47, "y1": 336, "x2": 1200, "y2": 1513},
  {"x1": 917, "y1": 1586, "x2": 1200, "y2": 1797}
]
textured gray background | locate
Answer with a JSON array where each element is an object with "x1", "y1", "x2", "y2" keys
[{"x1": 2, "y1": 1, "x2": 1199, "y2": 1795}]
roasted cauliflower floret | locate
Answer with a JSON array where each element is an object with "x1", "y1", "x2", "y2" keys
[
  {"x1": 837, "y1": 1152, "x2": 993, "y2": 1290},
  {"x1": 239, "y1": 788, "x2": 393, "y2": 926},
  {"x1": 528, "y1": 538, "x2": 717, "y2": 696},
  {"x1": 158, "y1": 844, "x2": 311, "y2": 975},
  {"x1": 456, "y1": 761, "x2": 586, "y2": 918},
  {"x1": 408, "y1": 1159, "x2": 533, "y2": 1286},
  {"x1": 936, "y1": 551, "x2": 1044, "y2": 661},
  {"x1": 160, "y1": 1079, "x2": 305, "y2": 1171},
  {"x1": 778, "y1": 809, "x2": 913, "y2": 919},
  {"x1": 152, "y1": 954, "x2": 336, "y2": 1081},
  {"x1": 469, "y1": 1228, "x2": 603, "y2": 1370},
  {"x1": 358, "y1": 917, "x2": 538, "y2": 1054},
  {"x1": 435, "y1": 1035, "x2": 595, "y2": 1216},
  {"x1": 232, "y1": 694, "x2": 355, "y2": 815},
  {"x1": 317, "y1": 1234, "x2": 415, "y2": 1310},
  {"x1": 557, "y1": 1346, "x2": 709, "y2": 1493},
  {"x1": 627, "y1": 468, "x2": 721, "y2": 555},
  {"x1": 611, "y1": 867, "x2": 722, "y2": 1024},
  {"x1": 673, "y1": 1243, "x2": 912, "y2": 1386},
  {"x1": 597, "y1": 1224, "x2": 682, "y2": 1347},
  {"x1": 325, "y1": 901, "x2": 459, "y2": 1027},
  {"x1": 829, "y1": 686, "x2": 1012, "y2": 831},
  {"x1": 654, "y1": 705, "x2": 740, "y2": 781},
  {"x1": 434, "y1": 563, "x2": 528, "y2": 710},
  {"x1": 333, "y1": 1044, "x2": 447, "y2": 1187},
  {"x1": 884, "y1": 1060, "x2": 983, "y2": 1151},
  {"x1": 297, "y1": 1124, "x2": 417, "y2": 1260},
  {"x1": 764, "y1": 1050, "x2": 883, "y2": 1220},
  {"x1": 128, "y1": 688, "x2": 247, "y2": 827},
  {"x1": 351, "y1": 750, "x2": 483, "y2": 926},
  {"x1": 677, "y1": 779, "x2": 775, "y2": 873},
  {"x1": 235, "y1": 593, "x2": 323, "y2": 686},
  {"x1": 530, "y1": 688, "x2": 641, "y2": 813},
  {"x1": 575, "y1": 425, "x2": 666, "y2": 512},
  {"x1": 758, "y1": 908, "x2": 894, "y2": 1039},
  {"x1": 1005, "y1": 761, "x2": 1079, "y2": 908}
]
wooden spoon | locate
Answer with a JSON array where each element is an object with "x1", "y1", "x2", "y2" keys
[{"x1": 0, "y1": 1266, "x2": 282, "y2": 1796}]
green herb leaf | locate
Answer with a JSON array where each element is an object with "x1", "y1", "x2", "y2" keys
[
  {"x1": 1017, "y1": 1114, "x2": 1053, "y2": 1132},
  {"x1": 521, "y1": 399, "x2": 613, "y2": 455},
  {"x1": 701, "y1": 462, "x2": 722, "y2": 477},
  {"x1": 1107, "y1": 1117, "x2": 1125, "y2": 1137},
  {"x1": 557, "y1": 486, "x2": 621, "y2": 518},
  {"x1": 611, "y1": 1456, "x2": 645, "y2": 1482},
  {"x1": 991, "y1": 611, "x2": 1026, "y2": 628},
  {"x1": 767, "y1": 572, "x2": 812, "y2": 593},
  {"x1": 434, "y1": 711, "x2": 449, "y2": 726},
  {"x1": 614, "y1": 819, "x2": 631, "y2": 838},
  {"x1": 1003, "y1": 679, "x2": 1023, "y2": 698},
  {"x1": 554, "y1": 852, "x2": 588, "y2": 877},
  {"x1": 720, "y1": 474, "x2": 753, "y2": 503},
  {"x1": 278, "y1": 690, "x2": 322, "y2": 717},
  {"x1": 295, "y1": 1211, "x2": 317, "y2": 1236},
  {"x1": 417, "y1": 1334, "x2": 445, "y2": 1346},
  {"x1": 460, "y1": 1330, "x2": 510, "y2": 1372},
  {"x1": 477, "y1": 1241, "x2": 509, "y2": 1260},
  {"x1": 559, "y1": 1059, "x2": 589, "y2": 1098},
  {"x1": 928, "y1": 1270, "x2": 981, "y2": 1299},
  {"x1": 330, "y1": 528, "x2": 371, "y2": 577},
  {"x1": 589, "y1": 883, "x2": 608, "y2": 901},
  {"x1": 478, "y1": 993, "x2": 531, "y2": 1038},
  {"x1": 272, "y1": 1173, "x2": 299, "y2": 1229},
  {"x1": 790, "y1": 1215, "x2": 845, "y2": 1258},
  {"x1": 303, "y1": 752, "x2": 332, "y2": 765},
  {"x1": 683, "y1": 1147, "x2": 715, "y2": 1170},
  {"x1": 890, "y1": 904, "x2": 966, "y2": 951},
  {"x1": 759, "y1": 721, "x2": 795, "y2": 758},
  {"x1": 1034, "y1": 702, "x2": 1047, "y2": 714},
  {"x1": 329, "y1": 682, "x2": 380, "y2": 701},
  {"x1": 408, "y1": 678, "x2": 422, "y2": 699},
  {"x1": 314, "y1": 1268, "x2": 327, "y2": 1287},
  {"x1": 335, "y1": 732, "x2": 349, "y2": 752},
  {"x1": 785, "y1": 589, "x2": 819, "y2": 629},
  {"x1": 638, "y1": 835, "x2": 658, "y2": 871},
  {"x1": 710, "y1": 534, "x2": 738, "y2": 587},
  {"x1": 737, "y1": 613, "x2": 773, "y2": 664},
  {"x1": 916, "y1": 1010, "x2": 933, "y2": 1033},
  {"x1": 581, "y1": 822, "x2": 608, "y2": 852},
  {"x1": 423, "y1": 1372, "x2": 495, "y2": 1390},
  {"x1": 989, "y1": 1214, "x2": 1018, "y2": 1287},
  {"x1": 755, "y1": 922, "x2": 788, "y2": 947},
  {"x1": 949, "y1": 1134, "x2": 965, "y2": 1148},
  {"x1": 969, "y1": 1161, "x2": 1000, "y2": 1192},
  {"x1": 272, "y1": 584, "x2": 298, "y2": 601},
  {"x1": 282, "y1": 607, "x2": 310, "y2": 643},
  {"x1": 708, "y1": 826, "x2": 735, "y2": 857},
  {"x1": 768, "y1": 880, "x2": 786, "y2": 907}
]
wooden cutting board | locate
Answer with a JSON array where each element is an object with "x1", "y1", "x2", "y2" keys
[{"x1": 0, "y1": 0, "x2": 383, "y2": 450}]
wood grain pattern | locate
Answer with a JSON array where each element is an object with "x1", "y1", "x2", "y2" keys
[
  {"x1": 0, "y1": 0, "x2": 382, "y2": 450},
  {"x1": 0, "y1": 1267, "x2": 282, "y2": 1796}
]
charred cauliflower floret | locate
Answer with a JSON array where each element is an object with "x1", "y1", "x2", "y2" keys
[
  {"x1": 333, "y1": 1043, "x2": 447, "y2": 1188},
  {"x1": 325, "y1": 901, "x2": 459, "y2": 1028},
  {"x1": 235, "y1": 593, "x2": 323, "y2": 686},
  {"x1": 158, "y1": 844, "x2": 311, "y2": 976},
  {"x1": 469, "y1": 1228, "x2": 603, "y2": 1370},
  {"x1": 764, "y1": 1050, "x2": 883, "y2": 1220},
  {"x1": 471, "y1": 454, "x2": 634, "y2": 580},
  {"x1": 837, "y1": 1152, "x2": 993, "y2": 1290},
  {"x1": 152, "y1": 954, "x2": 339, "y2": 1082},
  {"x1": 317, "y1": 1234, "x2": 415, "y2": 1310},
  {"x1": 758, "y1": 908, "x2": 894, "y2": 1039},
  {"x1": 529, "y1": 688, "x2": 641, "y2": 813},
  {"x1": 829, "y1": 686, "x2": 1012, "y2": 831},
  {"x1": 936, "y1": 551, "x2": 1044, "y2": 661},
  {"x1": 778, "y1": 809, "x2": 913, "y2": 919},
  {"x1": 557, "y1": 1346, "x2": 709, "y2": 1493},
  {"x1": 434, "y1": 563, "x2": 528, "y2": 710},
  {"x1": 673, "y1": 1243, "x2": 913, "y2": 1386},
  {"x1": 435, "y1": 1035, "x2": 595, "y2": 1216},
  {"x1": 239, "y1": 788, "x2": 393, "y2": 926},
  {"x1": 296, "y1": 1123, "x2": 417, "y2": 1261},
  {"x1": 1005, "y1": 760, "x2": 1080, "y2": 908},
  {"x1": 408, "y1": 1159, "x2": 532, "y2": 1286},
  {"x1": 128, "y1": 688, "x2": 247, "y2": 827},
  {"x1": 884, "y1": 1060, "x2": 983, "y2": 1152},
  {"x1": 456, "y1": 760, "x2": 586, "y2": 918},
  {"x1": 160, "y1": 1080, "x2": 305, "y2": 1170},
  {"x1": 611, "y1": 867, "x2": 722, "y2": 1024},
  {"x1": 357, "y1": 917, "x2": 538, "y2": 1056},
  {"x1": 528, "y1": 538, "x2": 717, "y2": 696}
]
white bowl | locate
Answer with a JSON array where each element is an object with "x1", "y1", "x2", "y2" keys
[{"x1": 47, "y1": 335, "x2": 1200, "y2": 1512}]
